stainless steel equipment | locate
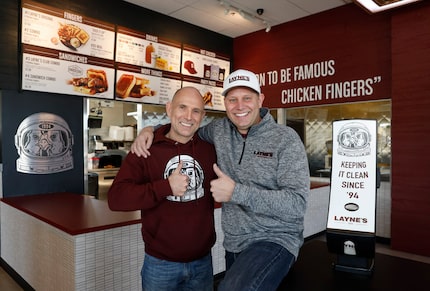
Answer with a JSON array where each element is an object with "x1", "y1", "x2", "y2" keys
[
  {"x1": 94, "y1": 168, "x2": 119, "y2": 200},
  {"x1": 88, "y1": 149, "x2": 127, "y2": 200}
]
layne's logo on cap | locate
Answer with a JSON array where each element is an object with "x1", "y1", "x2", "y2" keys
[
  {"x1": 222, "y1": 69, "x2": 261, "y2": 96},
  {"x1": 184, "y1": 60, "x2": 197, "y2": 74}
]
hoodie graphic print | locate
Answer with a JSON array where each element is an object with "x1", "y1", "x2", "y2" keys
[{"x1": 164, "y1": 154, "x2": 205, "y2": 202}]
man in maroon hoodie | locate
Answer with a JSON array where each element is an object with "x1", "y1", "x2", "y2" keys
[{"x1": 108, "y1": 86, "x2": 217, "y2": 291}]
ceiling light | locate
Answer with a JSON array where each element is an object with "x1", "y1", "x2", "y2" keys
[
  {"x1": 263, "y1": 20, "x2": 271, "y2": 32},
  {"x1": 218, "y1": 0, "x2": 271, "y2": 33},
  {"x1": 353, "y1": 0, "x2": 422, "y2": 13}
]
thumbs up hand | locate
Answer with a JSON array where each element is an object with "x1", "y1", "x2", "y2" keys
[
  {"x1": 168, "y1": 161, "x2": 189, "y2": 197},
  {"x1": 210, "y1": 163, "x2": 235, "y2": 202}
]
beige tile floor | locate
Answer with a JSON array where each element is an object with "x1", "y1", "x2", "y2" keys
[{"x1": 0, "y1": 266, "x2": 23, "y2": 291}]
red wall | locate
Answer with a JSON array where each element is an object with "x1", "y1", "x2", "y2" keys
[
  {"x1": 233, "y1": 4, "x2": 391, "y2": 109},
  {"x1": 391, "y1": 3, "x2": 430, "y2": 256},
  {"x1": 233, "y1": 2, "x2": 430, "y2": 256}
]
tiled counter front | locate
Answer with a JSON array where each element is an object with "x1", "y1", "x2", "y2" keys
[
  {"x1": 1, "y1": 202, "x2": 144, "y2": 291},
  {"x1": 212, "y1": 208, "x2": 225, "y2": 275},
  {"x1": 75, "y1": 224, "x2": 144, "y2": 290},
  {"x1": 304, "y1": 180, "x2": 331, "y2": 238}
]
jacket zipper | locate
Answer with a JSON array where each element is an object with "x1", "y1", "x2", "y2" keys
[{"x1": 238, "y1": 138, "x2": 246, "y2": 165}]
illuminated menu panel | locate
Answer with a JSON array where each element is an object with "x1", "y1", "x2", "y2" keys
[
  {"x1": 181, "y1": 45, "x2": 230, "y2": 111},
  {"x1": 20, "y1": 1, "x2": 231, "y2": 110},
  {"x1": 21, "y1": 0, "x2": 115, "y2": 98},
  {"x1": 115, "y1": 26, "x2": 183, "y2": 103},
  {"x1": 116, "y1": 27, "x2": 181, "y2": 73}
]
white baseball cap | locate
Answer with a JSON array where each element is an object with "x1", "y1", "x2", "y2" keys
[{"x1": 222, "y1": 69, "x2": 261, "y2": 96}]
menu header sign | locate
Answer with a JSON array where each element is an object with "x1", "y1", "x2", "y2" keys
[{"x1": 326, "y1": 119, "x2": 377, "y2": 233}]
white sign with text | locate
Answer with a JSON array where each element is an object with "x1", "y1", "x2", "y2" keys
[{"x1": 327, "y1": 119, "x2": 377, "y2": 233}]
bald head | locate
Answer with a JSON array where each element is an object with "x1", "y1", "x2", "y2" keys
[{"x1": 166, "y1": 86, "x2": 206, "y2": 143}]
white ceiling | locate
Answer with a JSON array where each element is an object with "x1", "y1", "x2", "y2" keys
[{"x1": 123, "y1": 0, "x2": 353, "y2": 38}]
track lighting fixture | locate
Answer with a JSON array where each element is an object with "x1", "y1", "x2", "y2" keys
[
  {"x1": 263, "y1": 20, "x2": 271, "y2": 32},
  {"x1": 218, "y1": 0, "x2": 271, "y2": 33}
]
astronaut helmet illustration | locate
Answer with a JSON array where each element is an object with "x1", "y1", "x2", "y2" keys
[
  {"x1": 164, "y1": 154, "x2": 204, "y2": 191},
  {"x1": 337, "y1": 122, "x2": 371, "y2": 157},
  {"x1": 14, "y1": 112, "x2": 74, "y2": 174}
]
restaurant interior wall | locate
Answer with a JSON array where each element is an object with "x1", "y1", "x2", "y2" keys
[
  {"x1": 2, "y1": 90, "x2": 85, "y2": 197},
  {"x1": 232, "y1": 1, "x2": 430, "y2": 257},
  {"x1": 390, "y1": 2, "x2": 430, "y2": 256}
]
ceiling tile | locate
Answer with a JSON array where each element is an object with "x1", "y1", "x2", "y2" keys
[{"x1": 123, "y1": 0, "x2": 351, "y2": 37}]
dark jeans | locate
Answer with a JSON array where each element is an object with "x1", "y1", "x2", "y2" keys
[
  {"x1": 218, "y1": 241, "x2": 295, "y2": 291},
  {"x1": 141, "y1": 253, "x2": 213, "y2": 291}
]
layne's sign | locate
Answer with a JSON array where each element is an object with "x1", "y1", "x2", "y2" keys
[{"x1": 326, "y1": 119, "x2": 377, "y2": 234}]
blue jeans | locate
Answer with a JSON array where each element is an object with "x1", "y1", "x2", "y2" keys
[
  {"x1": 217, "y1": 241, "x2": 295, "y2": 291},
  {"x1": 141, "y1": 253, "x2": 213, "y2": 291}
]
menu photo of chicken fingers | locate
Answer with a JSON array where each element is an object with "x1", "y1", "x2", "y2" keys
[
  {"x1": 116, "y1": 73, "x2": 156, "y2": 99},
  {"x1": 202, "y1": 91, "x2": 213, "y2": 107},
  {"x1": 57, "y1": 23, "x2": 90, "y2": 50}
]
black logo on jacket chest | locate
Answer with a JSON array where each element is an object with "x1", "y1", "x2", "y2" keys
[{"x1": 253, "y1": 151, "x2": 273, "y2": 158}]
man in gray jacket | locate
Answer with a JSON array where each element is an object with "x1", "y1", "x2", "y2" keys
[{"x1": 132, "y1": 69, "x2": 310, "y2": 291}]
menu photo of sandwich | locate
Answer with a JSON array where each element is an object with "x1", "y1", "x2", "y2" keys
[
  {"x1": 67, "y1": 68, "x2": 108, "y2": 95},
  {"x1": 116, "y1": 74, "x2": 156, "y2": 99}
]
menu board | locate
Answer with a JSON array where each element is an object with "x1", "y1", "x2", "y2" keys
[
  {"x1": 22, "y1": 46, "x2": 114, "y2": 98},
  {"x1": 115, "y1": 27, "x2": 183, "y2": 103},
  {"x1": 116, "y1": 27, "x2": 181, "y2": 73},
  {"x1": 182, "y1": 77, "x2": 225, "y2": 111},
  {"x1": 116, "y1": 64, "x2": 182, "y2": 104},
  {"x1": 182, "y1": 44, "x2": 230, "y2": 82},
  {"x1": 21, "y1": 0, "x2": 115, "y2": 98},
  {"x1": 181, "y1": 45, "x2": 230, "y2": 111},
  {"x1": 20, "y1": 1, "x2": 231, "y2": 109}
]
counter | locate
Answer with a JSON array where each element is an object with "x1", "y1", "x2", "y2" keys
[
  {"x1": 1, "y1": 192, "x2": 143, "y2": 290},
  {"x1": 305, "y1": 178, "x2": 331, "y2": 238},
  {"x1": 0, "y1": 182, "x2": 331, "y2": 290},
  {"x1": 1, "y1": 192, "x2": 140, "y2": 235}
]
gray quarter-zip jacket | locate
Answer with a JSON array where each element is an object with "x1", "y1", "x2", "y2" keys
[{"x1": 198, "y1": 108, "x2": 310, "y2": 259}]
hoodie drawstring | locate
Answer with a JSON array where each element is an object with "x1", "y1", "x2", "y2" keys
[{"x1": 176, "y1": 138, "x2": 198, "y2": 202}]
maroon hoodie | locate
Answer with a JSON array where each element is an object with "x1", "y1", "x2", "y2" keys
[{"x1": 108, "y1": 124, "x2": 217, "y2": 262}]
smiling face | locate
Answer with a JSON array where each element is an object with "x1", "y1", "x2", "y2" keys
[
  {"x1": 224, "y1": 86, "x2": 265, "y2": 134},
  {"x1": 166, "y1": 87, "x2": 205, "y2": 144}
]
